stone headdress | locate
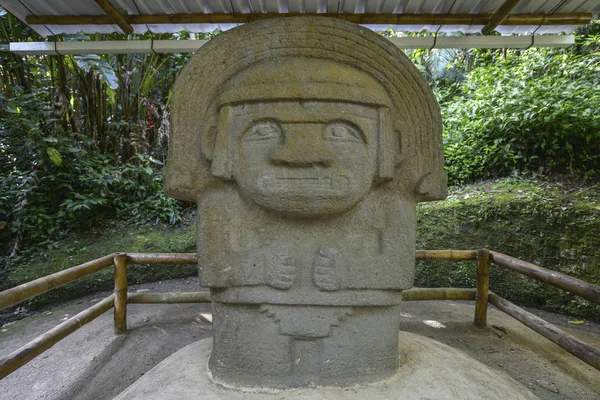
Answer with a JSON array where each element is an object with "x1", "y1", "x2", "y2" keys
[{"x1": 165, "y1": 17, "x2": 447, "y2": 203}]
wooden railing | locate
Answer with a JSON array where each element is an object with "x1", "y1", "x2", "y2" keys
[{"x1": 0, "y1": 249, "x2": 598, "y2": 380}]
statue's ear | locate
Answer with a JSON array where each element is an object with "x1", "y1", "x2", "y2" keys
[
  {"x1": 201, "y1": 124, "x2": 217, "y2": 161},
  {"x1": 375, "y1": 107, "x2": 396, "y2": 182},
  {"x1": 416, "y1": 171, "x2": 448, "y2": 201},
  {"x1": 210, "y1": 105, "x2": 234, "y2": 180}
]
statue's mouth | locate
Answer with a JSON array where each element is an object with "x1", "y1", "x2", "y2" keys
[{"x1": 258, "y1": 175, "x2": 350, "y2": 195}]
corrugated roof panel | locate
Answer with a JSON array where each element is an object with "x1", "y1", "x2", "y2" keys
[
  {"x1": 480, "y1": 0, "x2": 510, "y2": 14},
  {"x1": 453, "y1": 0, "x2": 487, "y2": 14},
  {"x1": 562, "y1": 0, "x2": 600, "y2": 13},
  {"x1": 110, "y1": 0, "x2": 137, "y2": 15},
  {"x1": 1, "y1": 0, "x2": 35, "y2": 23},
  {"x1": 1, "y1": 0, "x2": 597, "y2": 37},
  {"x1": 255, "y1": 0, "x2": 274, "y2": 13},
  {"x1": 24, "y1": 0, "x2": 104, "y2": 16}
]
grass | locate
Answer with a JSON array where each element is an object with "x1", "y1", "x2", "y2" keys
[{"x1": 3, "y1": 221, "x2": 197, "y2": 309}]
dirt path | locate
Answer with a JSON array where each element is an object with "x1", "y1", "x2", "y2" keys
[{"x1": 1, "y1": 278, "x2": 598, "y2": 400}]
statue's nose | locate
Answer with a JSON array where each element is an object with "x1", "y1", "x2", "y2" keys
[{"x1": 269, "y1": 128, "x2": 336, "y2": 167}]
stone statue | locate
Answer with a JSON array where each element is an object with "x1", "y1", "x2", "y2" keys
[{"x1": 165, "y1": 17, "x2": 447, "y2": 389}]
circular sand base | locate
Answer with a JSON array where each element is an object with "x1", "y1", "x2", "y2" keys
[{"x1": 113, "y1": 332, "x2": 538, "y2": 400}]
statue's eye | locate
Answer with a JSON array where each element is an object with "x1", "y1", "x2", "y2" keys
[
  {"x1": 244, "y1": 122, "x2": 281, "y2": 141},
  {"x1": 324, "y1": 123, "x2": 364, "y2": 143}
]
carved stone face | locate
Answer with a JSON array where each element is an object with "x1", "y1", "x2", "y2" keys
[{"x1": 227, "y1": 101, "x2": 380, "y2": 216}]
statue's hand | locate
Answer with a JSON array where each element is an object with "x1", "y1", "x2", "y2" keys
[
  {"x1": 313, "y1": 248, "x2": 343, "y2": 291},
  {"x1": 265, "y1": 252, "x2": 296, "y2": 290}
]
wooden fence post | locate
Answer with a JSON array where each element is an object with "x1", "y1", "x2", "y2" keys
[
  {"x1": 475, "y1": 248, "x2": 490, "y2": 327},
  {"x1": 113, "y1": 253, "x2": 128, "y2": 333}
]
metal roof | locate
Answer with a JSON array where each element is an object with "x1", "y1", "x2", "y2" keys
[{"x1": 2, "y1": 0, "x2": 599, "y2": 37}]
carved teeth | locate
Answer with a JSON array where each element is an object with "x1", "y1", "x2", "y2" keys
[{"x1": 259, "y1": 175, "x2": 349, "y2": 194}]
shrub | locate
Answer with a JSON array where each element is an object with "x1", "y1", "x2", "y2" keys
[{"x1": 441, "y1": 50, "x2": 600, "y2": 183}]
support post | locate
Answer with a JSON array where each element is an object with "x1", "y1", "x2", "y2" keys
[
  {"x1": 475, "y1": 248, "x2": 490, "y2": 327},
  {"x1": 113, "y1": 253, "x2": 128, "y2": 333}
]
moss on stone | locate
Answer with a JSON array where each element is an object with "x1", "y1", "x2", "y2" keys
[{"x1": 416, "y1": 178, "x2": 600, "y2": 320}]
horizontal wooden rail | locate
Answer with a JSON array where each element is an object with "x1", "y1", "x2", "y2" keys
[
  {"x1": 488, "y1": 292, "x2": 600, "y2": 371},
  {"x1": 3, "y1": 249, "x2": 599, "y2": 381},
  {"x1": 0, "y1": 295, "x2": 114, "y2": 380},
  {"x1": 402, "y1": 288, "x2": 476, "y2": 301},
  {"x1": 416, "y1": 250, "x2": 478, "y2": 261},
  {"x1": 0, "y1": 250, "x2": 473, "y2": 313},
  {"x1": 126, "y1": 253, "x2": 197, "y2": 264},
  {"x1": 128, "y1": 292, "x2": 210, "y2": 304},
  {"x1": 490, "y1": 251, "x2": 600, "y2": 305},
  {"x1": 25, "y1": 13, "x2": 592, "y2": 27},
  {"x1": 128, "y1": 289, "x2": 474, "y2": 304},
  {"x1": 0, "y1": 254, "x2": 115, "y2": 312},
  {"x1": 130, "y1": 251, "x2": 478, "y2": 263}
]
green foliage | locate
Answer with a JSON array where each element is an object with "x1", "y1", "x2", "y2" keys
[
  {"x1": 74, "y1": 54, "x2": 119, "y2": 89},
  {"x1": 416, "y1": 178, "x2": 600, "y2": 320},
  {"x1": 0, "y1": 88, "x2": 185, "y2": 254},
  {"x1": 384, "y1": 25, "x2": 600, "y2": 184},
  {"x1": 0, "y1": 11, "x2": 194, "y2": 255},
  {"x1": 442, "y1": 50, "x2": 600, "y2": 183}
]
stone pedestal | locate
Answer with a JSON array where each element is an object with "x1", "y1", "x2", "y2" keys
[{"x1": 113, "y1": 333, "x2": 539, "y2": 400}]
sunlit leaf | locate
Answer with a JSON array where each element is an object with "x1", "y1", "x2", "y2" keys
[
  {"x1": 74, "y1": 54, "x2": 119, "y2": 89},
  {"x1": 46, "y1": 148, "x2": 63, "y2": 166}
]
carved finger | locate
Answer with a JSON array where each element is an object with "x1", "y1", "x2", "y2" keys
[
  {"x1": 315, "y1": 266, "x2": 335, "y2": 275},
  {"x1": 281, "y1": 257, "x2": 296, "y2": 266},
  {"x1": 278, "y1": 266, "x2": 296, "y2": 276},
  {"x1": 315, "y1": 255, "x2": 334, "y2": 268},
  {"x1": 318, "y1": 248, "x2": 339, "y2": 259}
]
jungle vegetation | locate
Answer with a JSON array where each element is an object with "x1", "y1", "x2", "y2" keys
[{"x1": 0, "y1": 12, "x2": 598, "y2": 317}]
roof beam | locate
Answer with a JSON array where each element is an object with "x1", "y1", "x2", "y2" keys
[
  {"x1": 482, "y1": 0, "x2": 522, "y2": 35},
  {"x1": 25, "y1": 13, "x2": 592, "y2": 27},
  {"x1": 93, "y1": 0, "x2": 133, "y2": 34}
]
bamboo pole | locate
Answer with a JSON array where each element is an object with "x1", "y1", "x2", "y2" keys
[
  {"x1": 482, "y1": 0, "x2": 522, "y2": 35},
  {"x1": 25, "y1": 13, "x2": 592, "y2": 27},
  {"x1": 126, "y1": 253, "x2": 197, "y2": 264},
  {"x1": 401, "y1": 288, "x2": 476, "y2": 301},
  {"x1": 474, "y1": 249, "x2": 491, "y2": 327},
  {"x1": 0, "y1": 254, "x2": 115, "y2": 312},
  {"x1": 128, "y1": 292, "x2": 211, "y2": 304},
  {"x1": 0, "y1": 295, "x2": 114, "y2": 380},
  {"x1": 93, "y1": 0, "x2": 133, "y2": 34},
  {"x1": 489, "y1": 251, "x2": 600, "y2": 305},
  {"x1": 113, "y1": 254, "x2": 127, "y2": 333},
  {"x1": 415, "y1": 250, "x2": 478, "y2": 261},
  {"x1": 488, "y1": 292, "x2": 600, "y2": 371}
]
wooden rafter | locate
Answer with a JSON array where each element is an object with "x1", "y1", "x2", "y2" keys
[
  {"x1": 93, "y1": 0, "x2": 133, "y2": 34},
  {"x1": 25, "y1": 12, "x2": 592, "y2": 27},
  {"x1": 482, "y1": 0, "x2": 523, "y2": 35}
]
